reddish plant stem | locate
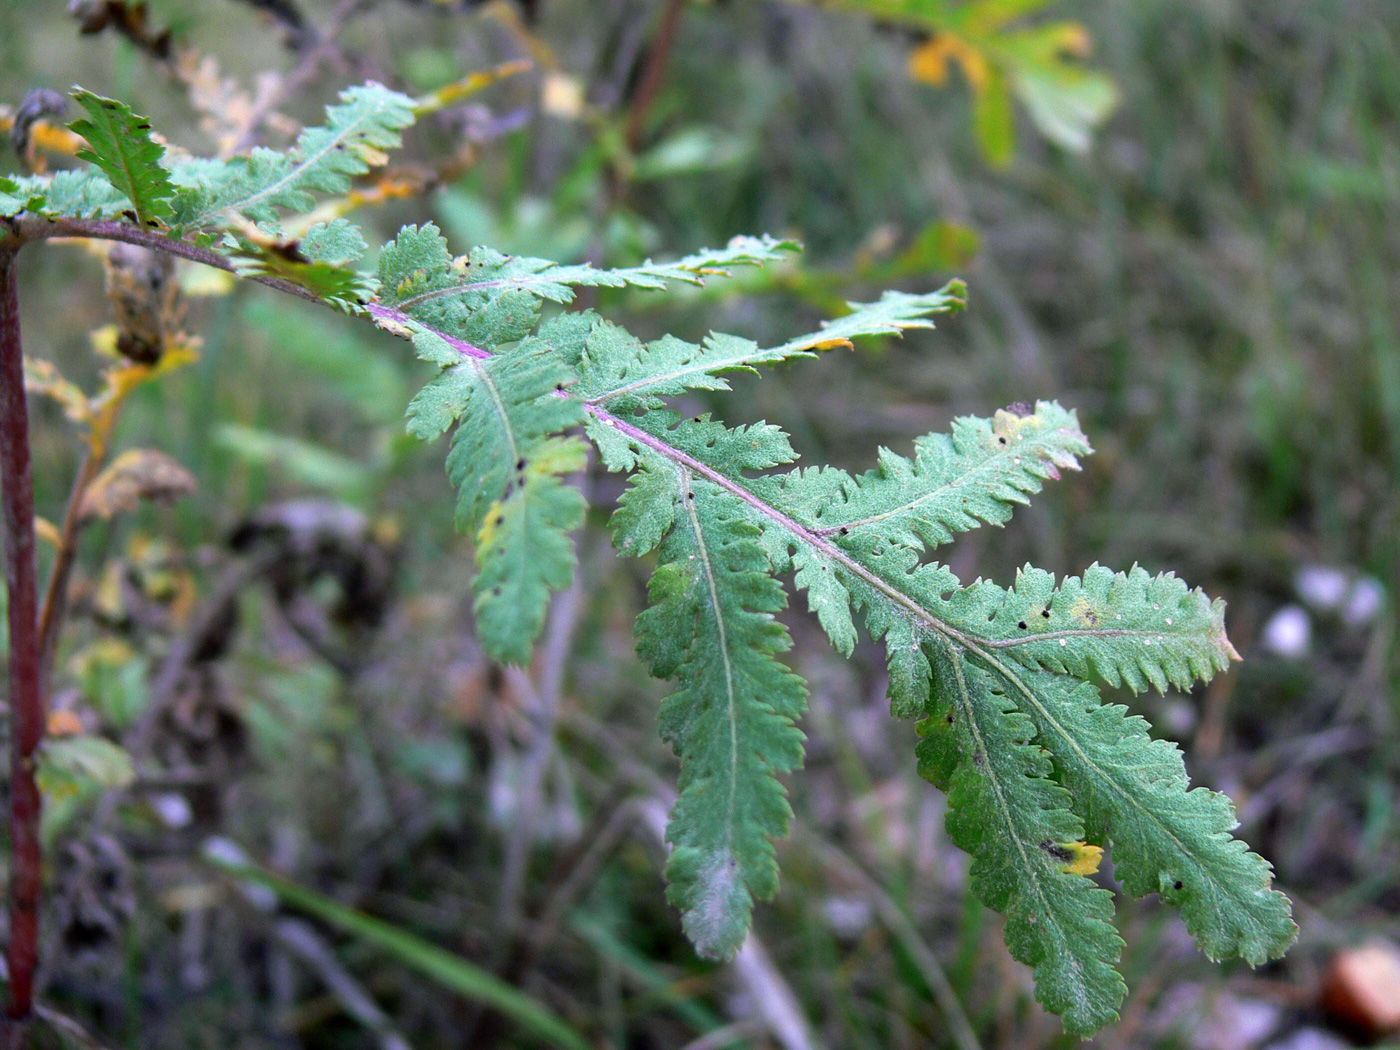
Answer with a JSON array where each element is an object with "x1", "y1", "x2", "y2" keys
[
  {"x1": 0, "y1": 248, "x2": 41, "y2": 1022},
  {"x1": 625, "y1": 0, "x2": 687, "y2": 153}
]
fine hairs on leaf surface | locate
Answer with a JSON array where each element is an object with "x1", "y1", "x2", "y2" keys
[{"x1": 0, "y1": 79, "x2": 1297, "y2": 1038}]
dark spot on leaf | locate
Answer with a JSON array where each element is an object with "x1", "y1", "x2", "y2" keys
[
  {"x1": 492, "y1": 587, "x2": 501, "y2": 596},
  {"x1": 1039, "y1": 841, "x2": 1074, "y2": 862},
  {"x1": 686, "y1": 492, "x2": 694, "y2": 500},
  {"x1": 1174, "y1": 881, "x2": 1183, "y2": 890},
  {"x1": 972, "y1": 750, "x2": 984, "y2": 767},
  {"x1": 1041, "y1": 609, "x2": 1051, "y2": 618},
  {"x1": 1018, "y1": 621, "x2": 1027, "y2": 629},
  {"x1": 838, "y1": 527, "x2": 848, "y2": 535},
  {"x1": 998, "y1": 437, "x2": 1007, "y2": 445},
  {"x1": 515, "y1": 459, "x2": 525, "y2": 471}
]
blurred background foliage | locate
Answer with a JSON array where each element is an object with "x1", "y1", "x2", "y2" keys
[{"x1": 0, "y1": 0, "x2": 1397, "y2": 1047}]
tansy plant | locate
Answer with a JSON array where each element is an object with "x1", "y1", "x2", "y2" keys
[{"x1": 0, "y1": 83, "x2": 1294, "y2": 1037}]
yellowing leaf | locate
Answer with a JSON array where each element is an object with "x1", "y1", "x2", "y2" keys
[
  {"x1": 23, "y1": 356, "x2": 90, "y2": 423},
  {"x1": 414, "y1": 59, "x2": 532, "y2": 115},
  {"x1": 908, "y1": 33, "x2": 989, "y2": 92}
]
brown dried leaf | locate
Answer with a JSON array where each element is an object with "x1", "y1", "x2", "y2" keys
[{"x1": 79, "y1": 450, "x2": 196, "y2": 521}]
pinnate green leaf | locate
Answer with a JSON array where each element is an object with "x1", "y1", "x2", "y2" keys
[{"x1": 353, "y1": 223, "x2": 1293, "y2": 1032}]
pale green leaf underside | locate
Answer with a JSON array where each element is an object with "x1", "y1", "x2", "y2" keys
[
  {"x1": 576, "y1": 283, "x2": 965, "y2": 409},
  {"x1": 377, "y1": 225, "x2": 796, "y2": 341},
  {"x1": 170, "y1": 82, "x2": 415, "y2": 230}
]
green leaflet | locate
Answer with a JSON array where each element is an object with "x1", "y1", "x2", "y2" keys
[
  {"x1": 47, "y1": 169, "x2": 132, "y2": 219},
  {"x1": 377, "y1": 224, "x2": 795, "y2": 337},
  {"x1": 576, "y1": 284, "x2": 965, "y2": 410},
  {"x1": 917, "y1": 639, "x2": 1125, "y2": 1035},
  {"x1": 0, "y1": 175, "x2": 47, "y2": 218},
  {"x1": 416, "y1": 315, "x2": 588, "y2": 664},
  {"x1": 752, "y1": 401, "x2": 1089, "y2": 552},
  {"x1": 472, "y1": 439, "x2": 587, "y2": 664},
  {"x1": 69, "y1": 89, "x2": 177, "y2": 228},
  {"x1": 947, "y1": 563, "x2": 1240, "y2": 692},
  {"x1": 621, "y1": 464, "x2": 808, "y2": 960},
  {"x1": 222, "y1": 220, "x2": 376, "y2": 311},
  {"x1": 171, "y1": 83, "x2": 415, "y2": 230}
]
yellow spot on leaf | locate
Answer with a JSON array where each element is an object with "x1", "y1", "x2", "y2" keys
[
  {"x1": 1070, "y1": 596, "x2": 1099, "y2": 627},
  {"x1": 991, "y1": 406, "x2": 1044, "y2": 443},
  {"x1": 1059, "y1": 841, "x2": 1103, "y2": 876}
]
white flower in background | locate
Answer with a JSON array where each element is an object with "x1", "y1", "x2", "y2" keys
[
  {"x1": 1261, "y1": 605, "x2": 1311, "y2": 659},
  {"x1": 1343, "y1": 577, "x2": 1385, "y2": 628},
  {"x1": 1296, "y1": 566, "x2": 1349, "y2": 611}
]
